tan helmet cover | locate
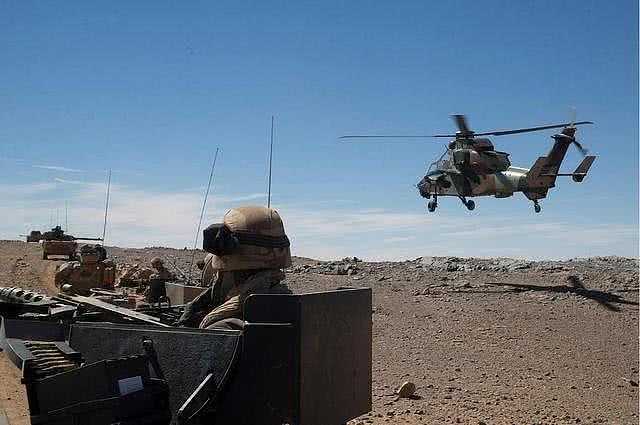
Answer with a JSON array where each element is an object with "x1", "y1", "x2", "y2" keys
[
  {"x1": 209, "y1": 206, "x2": 292, "y2": 271},
  {"x1": 150, "y1": 257, "x2": 164, "y2": 268}
]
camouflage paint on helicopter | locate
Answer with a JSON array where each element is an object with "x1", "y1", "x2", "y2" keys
[{"x1": 342, "y1": 114, "x2": 596, "y2": 213}]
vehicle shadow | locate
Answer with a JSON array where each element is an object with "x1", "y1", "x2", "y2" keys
[{"x1": 483, "y1": 282, "x2": 639, "y2": 312}]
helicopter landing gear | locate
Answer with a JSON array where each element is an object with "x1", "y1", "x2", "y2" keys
[
  {"x1": 533, "y1": 200, "x2": 542, "y2": 213},
  {"x1": 459, "y1": 196, "x2": 475, "y2": 211},
  {"x1": 427, "y1": 195, "x2": 438, "y2": 212}
]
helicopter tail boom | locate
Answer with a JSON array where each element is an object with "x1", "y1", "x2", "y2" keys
[{"x1": 525, "y1": 156, "x2": 554, "y2": 192}]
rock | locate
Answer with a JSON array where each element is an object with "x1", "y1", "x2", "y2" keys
[
  {"x1": 397, "y1": 381, "x2": 416, "y2": 398},
  {"x1": 420, "y1": 256, "x2": 437, "y2": 268},
  {"x1": 566, "y1": 274, "x2": 585, "y2": 288}
]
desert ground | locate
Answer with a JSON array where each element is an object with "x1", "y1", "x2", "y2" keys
[{"x1": 0, "y1": 240, "x2": 638, "y2": 424}]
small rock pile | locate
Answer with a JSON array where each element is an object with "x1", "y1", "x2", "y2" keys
[
  {"x1": 418, "y1": 256, "x2": 533, "y2": 272},
  {"x1": 291, "y1": 257, "x2": 362, "y2": 276}
]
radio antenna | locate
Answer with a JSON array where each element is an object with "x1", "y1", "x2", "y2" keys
[
  {"x1": 188, "y1": 147, "x2": 220, "y2": 284},
  {"x1": 267, "y1": 115, "x2": 274, "y2": 208},
  {"x1": 101, "y1": 169, "x2": 111, "y2": 243}
]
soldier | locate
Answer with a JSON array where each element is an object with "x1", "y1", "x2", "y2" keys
[
  {"x1": 54, "y1": 244, "x2": 116, "y2": 294},
  {"x1": 150, "y1": 257, "x2": 175, "y2": 281},
  {"x1": 177, "y1": 206, "x2": 291, "y2": 330}
]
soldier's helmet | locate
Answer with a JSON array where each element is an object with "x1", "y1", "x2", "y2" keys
[
  {"x1": 203, "y1": 206, "x2": 292, "y2": 271},
  {"x1": 150, "y1": 257, "x2": 164, "y2": 269}
]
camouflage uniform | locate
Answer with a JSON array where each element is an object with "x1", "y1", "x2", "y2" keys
[
  {"x1": 150, "y1": 257, "x2": 175, "y2": 281},
  {"x1": 178, "y1": 206, "x2": 291, "y2": 329},
  {"x1": 53, "y1": 245, "x2": 116, "y2": 295}
]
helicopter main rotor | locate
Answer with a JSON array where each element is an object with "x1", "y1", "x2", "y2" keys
[{"x1": 339, "y1": 114, "x2": 593, "y2": 141}]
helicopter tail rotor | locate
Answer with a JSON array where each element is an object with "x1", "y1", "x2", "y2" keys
[
  {"x1": 561, "y1": 108, "x2": 589, "y2": 156},
  {"x1": 572, "y1": 139, "x2": 588, "y2": 156}
]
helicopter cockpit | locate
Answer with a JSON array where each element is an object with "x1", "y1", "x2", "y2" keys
[{"x1": 427, "y1": 150, "x2": 456, "y2": 173}]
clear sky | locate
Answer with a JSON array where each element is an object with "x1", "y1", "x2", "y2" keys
[{"x1": 1, "y1": 0, "x2": 638, "y2": 260}]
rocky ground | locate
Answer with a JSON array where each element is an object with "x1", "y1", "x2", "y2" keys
[{"x1": 0, "y1": 240, "x2": 638, "y2": 424}]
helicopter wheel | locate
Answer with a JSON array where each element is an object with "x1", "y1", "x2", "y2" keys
[
  {"x1": 427, "y1": 200, "x2": 437, "y2": 212},
  {"x1": 465, "y1": 200, "x2": 475, "y2": 211},
  {"x1": 533, "y1": 201, "x2": 541, "y2": 213}
]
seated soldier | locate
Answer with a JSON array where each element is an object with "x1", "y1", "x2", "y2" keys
[
  {"x1": 150, "y1": 257, "x2": 175, "y2": 281},
  {"x1": 177, "y1": 206, "x2": 291, "y2": 330}
]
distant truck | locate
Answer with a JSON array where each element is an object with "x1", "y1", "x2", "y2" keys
[{"x1": 26, "y1": 230, "x2": 43, "y2": 242}]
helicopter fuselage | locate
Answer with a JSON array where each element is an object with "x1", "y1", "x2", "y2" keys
[
  {"x1": 418, "y1": 165, "x2": 529, "y2": 199},
  {"x1": 340, "y1": 113, "x2": 595, "y2": 214},
  {"x1": 417, "y1": 127, "x2": 596, "y2": 213}
]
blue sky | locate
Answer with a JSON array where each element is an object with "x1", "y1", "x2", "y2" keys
[{"x1": 1, "y1": 0, "x2": 637, "y2": 260}]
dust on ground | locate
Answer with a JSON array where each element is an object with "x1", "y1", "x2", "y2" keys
[{"x1": 0, "y1": 241, "x2": 638, "y2": 424}]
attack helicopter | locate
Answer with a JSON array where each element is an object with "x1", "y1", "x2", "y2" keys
[{"x1": 340, "y1": 114, "x2": 596, "y2": 213}]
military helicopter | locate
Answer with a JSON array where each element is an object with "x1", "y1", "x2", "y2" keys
[{"x1": 341, "y1": 114, "x2": 596, "y2": 213}]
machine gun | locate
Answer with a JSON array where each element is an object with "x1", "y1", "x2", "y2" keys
[{"x1": 41, "y1": 226, "x2": 103, "y2": 242}]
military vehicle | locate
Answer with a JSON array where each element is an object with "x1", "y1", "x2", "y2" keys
[
  {"x1": 0, "y1": 285, "x2": 372, "y2": 425},
  {"x1": 25, "y1": 230, "x2": 44, "y2": 242},
  {"x1": 54, "y1": 244, "x2": 116, "y2": 295},
  {"x1": 40, "y1": 226, "x2": 103, "y2": 260},
  {"x1": 341, "y1": 113, "x2": 596, "y2": 213}
]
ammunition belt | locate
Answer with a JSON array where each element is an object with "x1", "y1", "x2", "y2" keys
[{"x1": 23, "y1": 341, "x2": 79, "y2": 379}]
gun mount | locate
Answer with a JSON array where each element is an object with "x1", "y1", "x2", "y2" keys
[
  {"x1": 0, "y1": 286, "x2": 372, "y2": 425},
  {"x1": 41, "y1": 226, "x2": 103, "y2": 242}
]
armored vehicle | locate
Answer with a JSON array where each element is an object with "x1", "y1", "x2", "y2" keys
[
  {"x1": 41, "y1": 226, "x2": 103, "y2": 260},
  {"x1": 0, "y1": 286, "x2": 372, "y2": 425},
  {"x1": 26, "y1": 230, "x2": 43, "y2": 242}
]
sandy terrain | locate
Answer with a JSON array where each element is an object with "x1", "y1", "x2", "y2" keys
[{"x1": 0, "y1": 240, "x2": 638, "y2": 424}]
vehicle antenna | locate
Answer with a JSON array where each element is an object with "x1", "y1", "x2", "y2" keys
[
  {"x1": 188, "y1": 147, "x2": 220, "y2": 284},
  {"x1": 267, "y1": 115, "x2": 274, "y2": 209},
  {"x1": 65, "y1": 201, "x2": 68, "y2": 232},
  {"x1": 102, "y1": 169, "x2": 111, "y2": 243}
]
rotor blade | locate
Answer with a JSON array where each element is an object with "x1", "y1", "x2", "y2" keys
[
  {"x1": 339, "y1": 134, "x2": 454, "y2": 140},
  {"x1": 572, "y1": 139, "x2": 588, "y2": 156},
  {"x1": 452, "y1": 114, "x2": 471, "y2": 134},
  {"x1": 569, "y1": 107, "x2": 576, "y2": 126},
  {"x1": 475, "y1": 121, "x2": 593, "y2": 137}
]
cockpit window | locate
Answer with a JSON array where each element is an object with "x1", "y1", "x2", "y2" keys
[{"x1": 427, "y1": 150, "x2": 456, "y2": 172}]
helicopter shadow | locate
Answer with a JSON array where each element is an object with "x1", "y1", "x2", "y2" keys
[{"x1": 483, "y1": 282, "x2": 639, "y2": 312}]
